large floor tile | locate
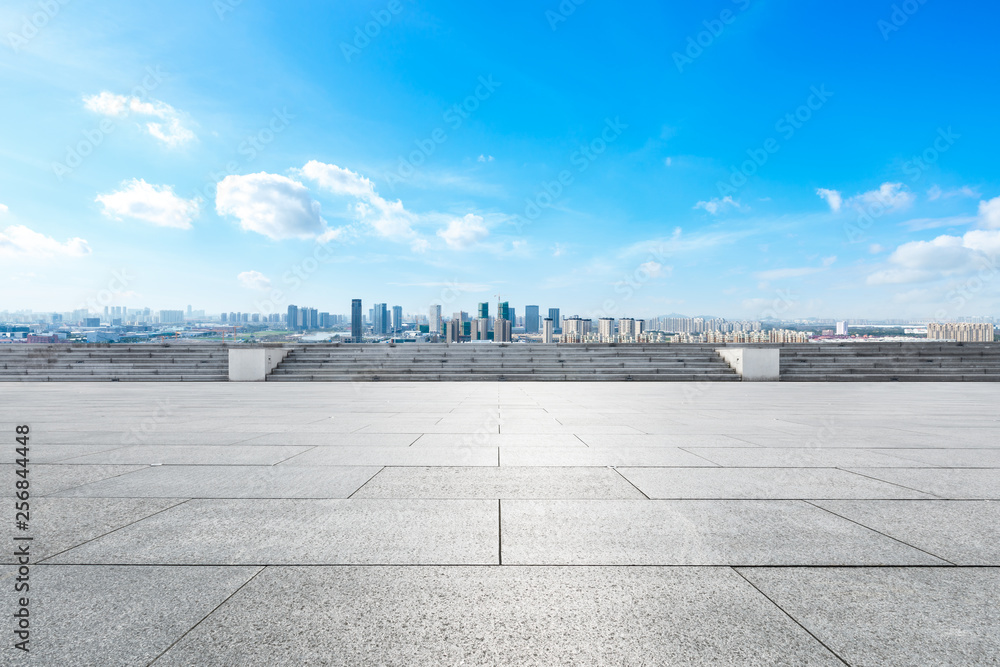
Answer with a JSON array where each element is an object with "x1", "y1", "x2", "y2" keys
[
  {"x1": 739, "y1": 567, "x2": 1000, "y2": 667},
  {"x1": 51, "y1": 465, "x2": 381, "y2": 499},
  {"x1": 50, "y1": 498, "x2": 499, "y2": 564},
  {"x1": 353, "y1": 466, "x2": 644, "y2": 499},
  {"x1": 618, "y1": 467, "x2": 931, "y2": 499},
  {"x1": 812, "y1": 500, "x2": 1000, "y2": 565},
  {"x1": 155, "y1": 566, "x2": 842, "y2": 667},
  {"x1": 501, "y1": 499, "x2": 945, "y2": 565},
  {"x1": 0, "y1": 564, "x2": 260, "y2": 667}
]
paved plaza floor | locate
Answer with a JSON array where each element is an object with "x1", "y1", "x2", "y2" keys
[{"x1": 2, "y1": 382, "x2": 999, "y2": 665}]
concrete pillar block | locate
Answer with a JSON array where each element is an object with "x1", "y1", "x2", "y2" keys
[
  {"x1": 229, "y1": 348, "x2": 289, "y2": 381},
  {"x1": 716, "y1": 348, "x2": 780, "y2": 381}
]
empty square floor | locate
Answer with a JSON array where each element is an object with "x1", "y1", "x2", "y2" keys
[{"x1": 2, "y1": 382, "x2": 998, "y2": 666}]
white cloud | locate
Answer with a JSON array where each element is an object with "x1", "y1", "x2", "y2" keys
[
  {"x1": 0, "y1": 204, "x2": 8, "y2": 215},
  {"x1": 237, "y1": 270, "x2": 271, "y2": 290},
  {"x1": 664, "y1": 157, "x2": 673, "y2": 167},
  {"x1": 83, "y1": 91, "x2": 195, "y2": 147},
  {"x1": 870, "y1": 244, "x2": 885, "y2": 254},
  {"x1": 638, "y1": 261, "x2": 669, "y2": 278},
  {"x1": 96, "y1": 179, "x2": 199, "y2": 229},
  {"x1": 216, "y1": 172, "x2": 329, "y2": 241},
  {"x1": 928, "y1": 185, "x2": 980, "y2": 201},
  {"x1": 694, "y1": 196, "x2": 745, "y2": 215},
  {"x1": 867, "y1": 229, "x2": 1000, "y2": 285},
  {"x1": 437, "y1": 213, "x2": 489, "y2": 249},
  {"x1": 0, "y1": 225, "x2": 91, "y2": 258},
  {"x1": 552, "y1": 243, "x2": 567, "y2": 257},
  {"x1": 849, "y1": 182, "x2": 914, "y2": 212},
  {"x1": 477, "y1": 154, "x2": 494, "y2": 162},
  {"x1": 816, "y1": 188, "x2": 842, "y2": 212},
  {"x1": 299, "y1": 160, "x2": 419, "y2": 241},
  {"x1": 979, "y1": 196, "x2": 1000, "y2": 229}
]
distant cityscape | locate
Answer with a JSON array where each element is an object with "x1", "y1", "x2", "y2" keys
[{"x1": 1, "y1": 300, "x2": 997, "y2": 344}]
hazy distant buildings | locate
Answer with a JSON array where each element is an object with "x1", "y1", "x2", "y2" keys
[
  {"x1": 928, "y1": 322, "x2": 994, "y2": 342},
  {"x1": 351, "y1": 299, "x2": 362, "y2": 341},
  {"x1": 159, "y1": 310, "x2": 184, "y2": 324}
]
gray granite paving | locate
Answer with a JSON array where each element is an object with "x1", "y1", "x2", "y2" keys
[
  {"x1": 48, "y1": 498, "x2": 498, "y2": 564},
  {"x1": 51, "y1": 465, "x2": 382, "y2": 498},
  {"x1": 618, "y1": 467, "x2": 933, "y2": 499},
  {"x1": 739, "y1": 567, "x2": 1000, "y2": 666},
  {"x1": 154, "y1": 566, "x2": 844, "y2": 666},
  {"x1": 352, "y1": 466, "x2": 645, "y2": 499},
  {"x1": 0, "y1": 565, "x2": 260, "y2": 667},
  {"x1": 812, "y1": 500, "x2": 1000, "y2": 565},
  {"x1": 2, "y1": 381, "x2": 998, "y2": 664},
  {"x1": 501, "y1": 499, "x2": 946, "y2": 565}
]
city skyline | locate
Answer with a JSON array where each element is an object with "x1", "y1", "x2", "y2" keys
[{"x1": 2, "y1": 1, "x2": 999, "y2": 320}]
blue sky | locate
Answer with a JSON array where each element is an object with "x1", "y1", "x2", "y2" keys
[{"x1": 2, "y1": 0, "x2": 999, "y2": 320}]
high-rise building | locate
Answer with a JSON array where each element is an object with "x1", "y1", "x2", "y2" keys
[
  {"x1": 548, "y1": 308, "x2": 561, "y2": 333},
  {"x1": 445, "y1": 318, "x2": 460, "y2": 343},
  {"x1": 525, "y1": 305, "x2": 540, "y2": 333},
  {"x1": 159, "y1": 310, "x2": 184, "y2": 324},
  {"x1": 928, "y1": 322, "x2": 993, "y2": 342},
  {"x1": 429, "y1": 305, "x2": 442, "y2": 335},
  {"x1": 619, "y1": 318, "x2": 638, "y2": 340},
  {"x1": 474, "y1": 318, "x2": 489, "y2": 340},
  {"x1": 392, "y1": 305, "x2": 402, "y2": 334},
  {"x1": 495, "y1": 318, "x2": 512, "y2": 343},
  {"x1": 477, "y1": 303, "x2": 489, "y2": 319},
  {"x1": 287, "y1": 305, "x2": 299, "y2": 331},
  {"x1": 351, "y1": 299, "x2": 362, "y2": 341},
  {"x1": 373, "y1": 303, "x2": 388, "y2": 335},
  {"x1": 499, "y1": 302, "x2": 510, "y2": 322},
  {"x1": 598, "y1": 317, "x2": 615, "y2": 341},
  {"x1": 836, "y1": 321, "x2": 848, "y2": 336},
  {"x1": 543, "y1": 318, "x2": 554, "y2": 344}
]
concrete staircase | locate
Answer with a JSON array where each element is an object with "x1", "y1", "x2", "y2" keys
[
  {"x1": 267, "y1": 343, "x2": 742, "y2": 381},
  {"x1": 779, "y1": 342, "x2": 1000, "y2": 381},
  {"x1": 0, "y1": 344, "x2": 229, "y2": 381}
]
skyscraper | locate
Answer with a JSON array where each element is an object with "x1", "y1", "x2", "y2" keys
[
  {"x1": 543, "y1": 318, "x2": 554, "y2": 343},
  {"x1": 374, "y1": 303, "x2": 389, "y2": 335},
  {"x1": 548, "y1": 308, "x2": 560, "y2": 333},
  {"x1": 351, "y1": 299, "x2": 362, "y2": 341},
  {"x1": 495, "y1": 318, "x2": 512, "y2": 343},
  {"x1": 477, "y1": 303, "x2": 489, "y2": 319},
  {"x1": 525, "y1": 305, "x2": 540, "y2": 333},
  {"x1": 392, "y1": 305, "x2": 403, "y2": 334},
  {"x1": 499, "y1": 301, "x2": 510, "y2": 321},
  {"x1": 429, "y1": 305, "x2": 442, "y2": 335}
]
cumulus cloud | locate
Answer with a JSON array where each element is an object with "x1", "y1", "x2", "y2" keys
[
  {"x1": 96, "y1": 179, "x2": 199, "y2": 229},
  {"x1": 298, "y1": 160, "x2": 419, "y2": 241},
  {"x1": 979, "y1": 196, "x2": 1000, "y2": 229},
  {"x1": 216, "y1": 172, "x2": 329, "y2": 241},
  {"x1": 694, "y1": 196, "x2": 745, "y2": 215},
  {"x1": 0, "y1": 225, "x2": 91, "y2": 258},
  {"x1": 816, "y1": 188, "x2": 842, "y2": 212},
  {"x1": 238, "y1": 270, "x2": 271, "y2": 290},
  {"x1": 477, "y1": 154, "x2": 494, "y2": 162},
  {"x1": 437, "y1": 213, "x2": 489, "y2": 249},
  {"x1": 83, "y1": 91, "x2": 195, "y2": 147},
  {"x1": 867, "y1": 229, "x2": 1000, "y2": 285}
]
